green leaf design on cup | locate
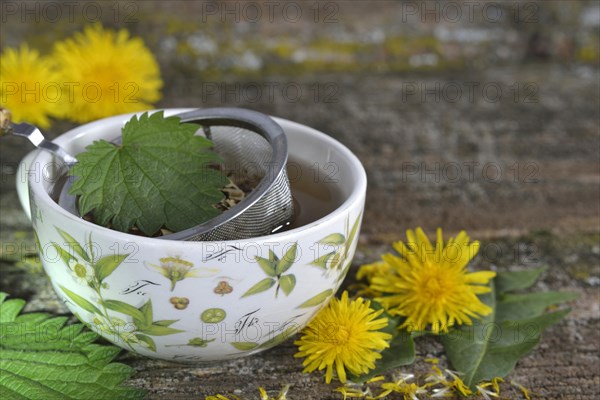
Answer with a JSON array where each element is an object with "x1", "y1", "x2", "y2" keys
[
  {"x1": 297, "y1": 289, "x2": 334, "y2": 309},
  {"x1": 242, "y1": 243, "x2": 298, "y2": 298},
  {"x1": 231, "y1": 342, "x2": 259, "y2": 351}
]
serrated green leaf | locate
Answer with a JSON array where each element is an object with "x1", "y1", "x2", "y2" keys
[
  {"x1": 495, "y1": 267, "x2": 548, "y2": 292},
  {"x1": 296, "y1": 289, "x2": 333, "y2": 308},
  {"x1": 231, "y1": 342, "x2": 259, "y2": 351},
  {"x1": 318, "y1": 233, "x2": 345, "y2": 246},
  {"x1": 102, "y1": 300, "x2": 145, "y2": 323},
  {"x1": 95, "y1": 254, "x2": 129, "y2": 283},
  {"x1": 69, "y1": 111, "x2": 227, "y2": 236},
  {"x1": 0, "y1": 293, "x2": 145, "y2": 399},
  {"x1": 255, "y1": 256, "x2": 277, "y2": 277},
  {"x1": 496, "y1": 291, "x2": 579, "y2": 321},
  {"x1": 137, "y1": 324, "x2": 184, "y2": 336},
  {"x1": 442, "y1": 279, "x2": 575, "y2": 390},
  {"x1": 241, "y1": 278, "x2": 276, "y2": 298},
  {"x1": 56, "y1": 228, "x2": 90, "y2": 262},
  {"x1": 310, "y1": 251, "x2": 335, "y2": 270},
  {"x1": 279, "y1": 274, "x2": 296, "y2": 296},
  {"x1": 276, "y1": 243, "x2": 298, "y2": 275},
  {"x1": 60, "y1": 286, "x2": 102, "y2": 315},
  {"x1": 0, "y1": 298, "x2": 25, "y2": 323}
]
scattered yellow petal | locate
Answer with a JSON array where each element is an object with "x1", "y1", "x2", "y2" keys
[{"x1": 511, "y1": 380, "x2": 532, "y2": 400}]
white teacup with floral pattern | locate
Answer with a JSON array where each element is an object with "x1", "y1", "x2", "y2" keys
[{"x1": 16, "y1": 109, "x2": 367, "y2": 362}]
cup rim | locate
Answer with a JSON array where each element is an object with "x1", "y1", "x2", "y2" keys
[{"x1": 28, "y1": 109, "x2": 367, "y2": 245}]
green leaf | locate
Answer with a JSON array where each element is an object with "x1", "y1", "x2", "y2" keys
[
  {"x1": 268, "y1": 249, "x2": 279, "y2": 264},
  {"x1": 231, "y1": 342, "x2": 259, "y2": 351},
  {"x1": 60, "y1": 286, "x2": 102, "y2": 315},
  {"x1": 296, "y1": 289, "x2": 333, "y2": 308},
  {"x1": 310, "y1": 251, "x2": 335, "y2": 270},
  {"x1": 95, "y1": 254, "x2": 129, "y2": 282},
  {"x1": 496, "y1": 291, "x2": 579, "y2": 321},
  {"x1": 279, "y1": 274, "x2": 296, "y2": 296},
  {"x1": 52, "y1": 242, "x2": 75, "y2": 266},
  {"x1": 102, "y1": 300, "x2": 145, "y2": 323},
  {"x1": 255, "y1": 256, "x2": 277, "y2": 277},
  {"x1": 153, "y1": 320, "x2": 178, "y2": 327},
  {"x1": 69, "y1": 111, "x2": 227, "y2": 236},
  {"x1": 495, "y1": 267, "x2": 547, "y2": 292},
  {"x1": 318, "y1": 233, "x2": 345, "y2": 246},
  {"x1": 137, "y1": 324, "x2": 184, "y2": 336},
  {"x1": 138, "y1": 299, "x2": 153, "y2": 328},
  {"x1": 275, "y1": 243, "x2": 298, "y2": 275},
  {"x1": 344, "y1": 212, "x2": 362, "y2": 257},
  {"x1": 442, "y1": 279, "x2": 575, "y2": 390},
  {"x1": 134, "y1": 334, "x2": 156, "y2": 352},
  {"x1": 56, "y1": 228, "x2": 90, "y2": 262},
  {"x1": 0, "y1": 292, "x2": 145, "y2": 399},
  {"x1": 241, "y1": 278, "x2": 276, "y2": 298}
]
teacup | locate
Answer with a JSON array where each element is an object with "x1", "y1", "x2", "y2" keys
[{"x1": 16, "y1": 109, "x2": 367, "y2": 362}]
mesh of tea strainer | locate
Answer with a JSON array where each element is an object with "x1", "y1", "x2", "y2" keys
[
  {"x1": 169, "y1": 108, "x2": 293, "y2": 241},
  {"x1": 53, "y1": 108, "x2": 294, "y2": 241}
]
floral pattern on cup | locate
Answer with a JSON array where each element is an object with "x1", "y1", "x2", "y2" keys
[
  {"x1": 241, "y1": 243, "x2": 298, "y2": 298},
  {"x1": 310, "y1": 213, "x2": 361, "y2": 281},
  {"x1": 145, "y1": 256, "x2": 220, "y2": 291},
  {"x1": 52, "y1": 227, "x2": 184, "y2": 352}
]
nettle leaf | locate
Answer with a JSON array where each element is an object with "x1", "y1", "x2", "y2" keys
[
  {"x1": 69, "y1": 111, "x2": 227, "y2": 236},
  {"x1": 0, "y1": 293, "x2": 145, "y2": 400},
  {"x1": 442, "y1": 270, "x2": 577, "y2": 389}
]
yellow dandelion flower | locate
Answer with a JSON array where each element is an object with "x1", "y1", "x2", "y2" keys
[
  {"x1": 294, "y1": 291, "x2": 392, "y2": 384},
  {"x1": 0, "y1": 44, "x2": 61, "y2": 128},
  {"x1": 370, "y1": 227, "x2": 496, "y2": 334},
  {"x1": 52, "y1": 24, "x2": 162, "y2": 122}
]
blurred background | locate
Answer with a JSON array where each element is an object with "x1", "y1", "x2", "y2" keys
[
  {"x1": 2, "y1": 0, "x2": 598, "y2": 237},
  {"x1": 1, "y1": 1, "x2": 599, "y2": 397}
]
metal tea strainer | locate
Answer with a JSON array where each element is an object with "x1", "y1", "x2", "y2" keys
[{"x1": 1, "y1": 107, "x2": 294, "y2": 241}]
